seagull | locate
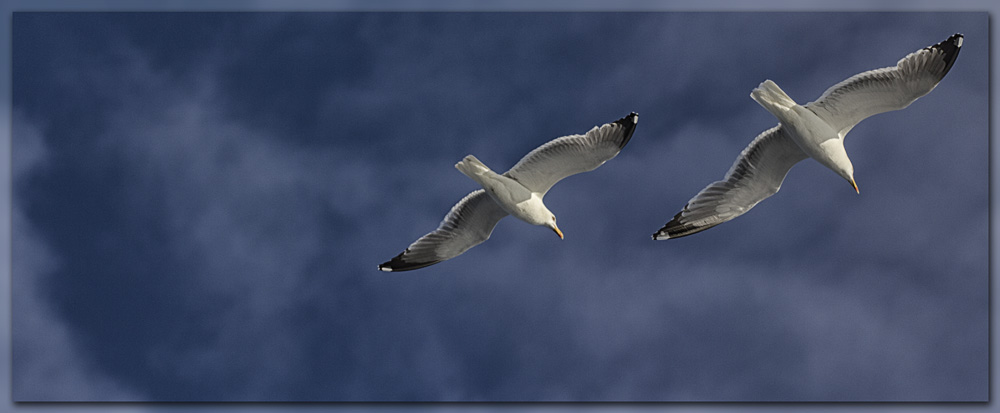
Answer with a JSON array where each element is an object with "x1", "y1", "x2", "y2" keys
[
  {"x1": 653, "y1": 33, "x2": 963, "y2": 240},
  {"x1": 380, "y1": 112, "x2": 638, "y2": 271}
]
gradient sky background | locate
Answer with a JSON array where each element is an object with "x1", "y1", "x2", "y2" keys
[{"x1": 2, "y1": 1, "x2": 993, "y2": 411}]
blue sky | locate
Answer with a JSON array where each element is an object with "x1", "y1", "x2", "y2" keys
[{"x1": 2, "y1": 2, "x2": 992, "y2": 411}]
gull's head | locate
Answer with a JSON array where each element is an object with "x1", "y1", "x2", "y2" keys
[
  {"x1": 836, "y1": 168, "x2": 858, "y2": 194},
  {"x1": 821, "y1": 140, "x2": 857, "y2": 194},
  {"x1": 836, "y1": 166, "x2": 858, "y2": 194},
  {"x1": 547, "y1": 215, "x2": 563, "y2": 239}
]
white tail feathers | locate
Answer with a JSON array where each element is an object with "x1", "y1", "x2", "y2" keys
[
  {"x1": 455, "y1": 155, "x2": 493, "y2": 179},
  {"x1": 751, "y1": 79, "x2": 797, "y2": 114}
]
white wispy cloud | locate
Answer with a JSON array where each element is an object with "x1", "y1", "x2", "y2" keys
[{"x1": 10, "y1": 110, "x2": 145, "y2": 401}]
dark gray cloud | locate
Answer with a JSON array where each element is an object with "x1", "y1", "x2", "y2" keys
[{"x1": 8, "y1": 8, "x2": 987, "y2": 406}]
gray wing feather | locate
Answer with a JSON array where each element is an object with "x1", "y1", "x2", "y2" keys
[
  {"x1": 654, "y1": 126, "x2": 807, "y2": 239},
  {"x1": 503, "y1": 113, "x2": 637, "y2": 194},
  {"x1": 379, "y1": 190, "x2": 508, "y2": 272},
  {"x1": 806, "y1": 33, "x2": 963, "y2": 136}
]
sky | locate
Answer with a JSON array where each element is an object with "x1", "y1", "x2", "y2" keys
[{"x1": 1, "y1": 1, "x2": 993, "y2": 412}]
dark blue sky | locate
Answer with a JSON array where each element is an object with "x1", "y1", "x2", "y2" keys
[{"x1": 7, "y1": 7, "x2": 989, "y2": 407}]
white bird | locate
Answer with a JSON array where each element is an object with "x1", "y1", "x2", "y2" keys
[
  {"x1": 654, "y1": 33, "x2": 963, "y2": 240},
  {"x1": 380, "y1": 112, "x2": 638, "y2": 271}
]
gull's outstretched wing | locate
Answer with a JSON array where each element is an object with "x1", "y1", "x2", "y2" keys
[
  {"x1": 379, "y1": 190, "x2": 508, "y2": 272},
  {"x1": 654, "y1": 126, "x2": 808, "y2": 240},
  {"x1": 806, "y1": 33, "x2": 963, "y2": 137},
  {"x1": 503, "y1": 112, "x2": 638, "y2": 195}
]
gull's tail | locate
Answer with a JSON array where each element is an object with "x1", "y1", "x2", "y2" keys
[
  {"x1": 751, "y1": 79, "x2": 797, "y2": 115},
  {"x1": 455, "y1": 155, "x2": 493, "y2": 179}
]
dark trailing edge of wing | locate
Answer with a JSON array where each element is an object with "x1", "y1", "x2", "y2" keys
[
  {"x1": 928, "y1": 33, "x2": 963, "y2": 78},
  {"x1": 614, "y1": 112, "x2": 639, "y2": 150},
  {"x1": 377, "y1": 250, "x2": 441, "y2": 272}
]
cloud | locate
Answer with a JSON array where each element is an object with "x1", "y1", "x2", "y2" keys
[
  {"x1": 13, "y1": 24, "x2": 477, "y2": 400},
  {"x1": 10, "y1": 110, "x2": 145, "y2": 401}
]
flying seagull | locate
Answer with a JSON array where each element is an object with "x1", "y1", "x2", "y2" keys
[
  {"x1": 653, "y1": 33, "x2": 963, "y2": 240},
  {"x1": 380, "y1": 112, "x2": 639, "y2": 271}
]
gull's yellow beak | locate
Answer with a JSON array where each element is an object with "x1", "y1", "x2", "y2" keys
[
  {"x1": 850, "y1": 178, "x2": 859, "y2": 194},
  {"x1": 553, "y1": 225, "x2": 564, "y2": 240}
]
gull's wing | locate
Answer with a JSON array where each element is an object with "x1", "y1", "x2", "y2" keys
[
  {"x1": 503, "y1": 112, "x2": 638, "y2": 194},
  {"x1": 805, "y1": 33, "x2": 963, "y2": 137},
  {"x1": 654, "y1": 126, "x2": 807, "y2": 240},
  {"x1": 379, "y1": 190, "x2": 508, "y2": 272}
]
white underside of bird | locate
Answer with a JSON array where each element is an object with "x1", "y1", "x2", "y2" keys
[
  {"x1": 654, "y1": 33, "x2": 963, "y2": 240},
  {"x1": 455, "y1": 154, "x2": 564, "y2": 238},
  {"x1": 751, "y1": 79, "x2": 859, "y2": 193}
]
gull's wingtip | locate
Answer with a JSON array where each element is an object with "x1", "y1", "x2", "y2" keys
[
  {"x1": 938, "y1": 33, "x2": 964, "y2": 52},
  {"x1": 653, "y1": 208, "x2": 727, "y2": 240},
  {"x1": 611, "y1": 112, "x2": 639, "y2": 149},
  {"x1": 927, "y1": 33, "x2": 963, "y2": 77},
  {"x1": 612, "y1": 111, "x2": 638, "y2": 126},
  {"x1": 652, "y1": 215, "x2": 681, "y2": 240},
  {"x1": 378, "y1": 251, "x2": 443, "y2": 272},
  {"x1": 949, "y1": 33, "x2": 964, "y2": 47}
]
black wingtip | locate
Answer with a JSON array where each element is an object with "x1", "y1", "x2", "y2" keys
[
  {"x1": 377, "y1": 250, "x2": 441, "y2": 272},
  {"x1": 652, "y1": 208, "x2": 723, "y2": 240},
  {"x1": 378, "y1": 257, "x2": 397, "y2": 272},
  {"x1": 653, "y1": 211, "x2": 686, "y2": 240},
  {"x1": 928, "y1": 33, "x2": 963, "y2": 78},
  {"x1": 613, "y1": 112, "x2": 639, "y2": 149}
]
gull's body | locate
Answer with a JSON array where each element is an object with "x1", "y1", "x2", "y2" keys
[
  {"x1": 455, "y1": 155, "x2": 554, "y2": 227},
  {"x1": 654, "y1": 33, "x2": 963, "y2": 240},
  {"x1": 380, "y1": 112, "x2": 638, "y2": 272}
]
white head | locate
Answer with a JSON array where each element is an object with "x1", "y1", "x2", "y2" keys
[
  {"x1": 820, "y1": 140, "x2": 859, "y2": 194},
  {"x1": 843, "y1": 168, "x2": 858, "y2": 194},
  {"x1": 546, "y1": 214, "x2": 563, "y2": 239},
  {"x1": 527, "y1": 200, "x2": 563, "y2": 239}
]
